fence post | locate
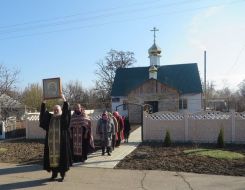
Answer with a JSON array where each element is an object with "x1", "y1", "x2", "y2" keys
[
  {"x1": 184, "y1": 112, "x2": 189, "y2": 142},
  {"x1": 231, "y1": 111, "x2": 235, "y2": 143},
  {"x1": 142, "y1": 111, "x2": 146, "y2": 141},
  {"x1": 0, "y1": 121, "x2": 5, "y2": 139},
  {"x1": 25, "y1": 118, "x2": 28, "y2": 139},
  {"x1": 3, "y1": 121, "x2": 5, "y2": 139},
  {"x1": 141, "y1": 107, "x2": 144, "y2": 142}
]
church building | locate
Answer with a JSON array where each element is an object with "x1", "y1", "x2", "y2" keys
[{"x1": 111, "y1": 28, "x2": 203, "y2": 123}]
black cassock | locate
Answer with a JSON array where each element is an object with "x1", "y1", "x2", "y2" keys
[{"x1": 39, "y1": 101, "x2": 72, "y2": 174}]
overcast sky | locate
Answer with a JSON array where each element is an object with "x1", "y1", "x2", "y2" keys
[{"x1": 0, "y1": 0, "x2": 244, "y2": 91}]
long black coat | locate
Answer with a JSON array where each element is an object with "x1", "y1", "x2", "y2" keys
[{"x1": 39, "y1": 102, "x2": 71, "y2": 173}]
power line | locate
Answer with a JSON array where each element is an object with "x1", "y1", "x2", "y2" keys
[
  {"x1": 0, "y1": 0, "x2": 202, "y2": 35},
  {"x1": 0, "y1": 0, "x2": 163, "y2": 30},
  {"x1": 225, "y1": 43, "x2": 245, "y2": 75},
  {"x1": 0, "y1": 0, "x2": 243, "y2": 41},
  {"x1": 0, "y1": 0, "x2": 199, "y2": 31}
]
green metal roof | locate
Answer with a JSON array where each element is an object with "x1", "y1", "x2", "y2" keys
[{"x1": 111, "y1": 63, "x2": 202, "y2": 96}]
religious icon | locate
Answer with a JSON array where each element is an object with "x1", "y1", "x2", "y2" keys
[{"x1": 43, "y1": 77, "x2": 62, "y2": 99}]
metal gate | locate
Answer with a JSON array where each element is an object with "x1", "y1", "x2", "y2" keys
[{"x1": 116, "y1": 103, "x2": 153, "y2": 141}]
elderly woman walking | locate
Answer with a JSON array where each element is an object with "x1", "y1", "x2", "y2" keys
[{"x1": 96, "y1": 112, "x2": 115, "y2": 156}]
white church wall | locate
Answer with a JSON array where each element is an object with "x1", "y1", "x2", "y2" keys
[{"x1": 180, "y1": 93, "x2": 202, "y2": 113}]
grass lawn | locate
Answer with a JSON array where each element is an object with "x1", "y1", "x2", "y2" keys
[{"x1": 184, "y1": 148, "x2": 245, "y2": 160}]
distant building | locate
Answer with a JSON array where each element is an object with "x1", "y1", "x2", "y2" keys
[
  {"x1": 206, "y1": 99, "x2": 229, "y2": 112},
  {"x1": 111, "y1": 28, "x2": 202, "y2": 123}
]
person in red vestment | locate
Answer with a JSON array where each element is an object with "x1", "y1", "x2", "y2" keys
[
  {"x1": 69, "y1": 104, "x2": 94, "y2": 163},
  {"x1": 113, "y1": 111, "x2": 124, "y2": 147}
]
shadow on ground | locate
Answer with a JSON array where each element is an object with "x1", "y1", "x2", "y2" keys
[
  {"x1": 0, "y1": 164, "x2": 42, "y2": 175},
  {"x1": 0, "y1": 178, "x2": 49, "y2": 190}
]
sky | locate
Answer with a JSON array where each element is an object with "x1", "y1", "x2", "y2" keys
[{"x1": 0, "y1": 0, "x2": 244, "y2": 91}]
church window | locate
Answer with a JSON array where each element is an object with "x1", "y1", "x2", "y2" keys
[{"x1": 179, "y1": 99, "x2": 187, "y2": 109}]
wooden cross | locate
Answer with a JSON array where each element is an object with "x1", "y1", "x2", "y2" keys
[{"x1": 150, "y1": 27, "x2": 159, "y2": 44}]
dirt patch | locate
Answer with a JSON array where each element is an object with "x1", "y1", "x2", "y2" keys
[
  {"x1": 0, "y1": 138, "x2": 103, "y2": 165},
  {"x1": 115, "y1": 142, "x2": 245, "y2": 176},
  {"x1": 0, "y1": 139, "x2": 44, "y2": 164}
]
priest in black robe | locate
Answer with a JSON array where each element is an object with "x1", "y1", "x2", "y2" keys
[{"x1": 39, "y1": 94, "x2": 71, "y2": 182}]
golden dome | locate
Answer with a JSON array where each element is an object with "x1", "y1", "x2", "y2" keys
[{"x1": 148, "y1": 43, "x2": 161, "y2": 55}]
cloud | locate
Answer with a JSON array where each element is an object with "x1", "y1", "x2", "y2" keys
[
  {"x1": 186, "y1": 3, "x2": 245, "y2": 89},
  {"x1": 188, "y1": 5, "x2": 224, "y2": 50}
]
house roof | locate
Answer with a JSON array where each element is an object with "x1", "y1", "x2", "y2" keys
[{"x1": 111, "y1": 63, "x2": 203, "y2": 96}]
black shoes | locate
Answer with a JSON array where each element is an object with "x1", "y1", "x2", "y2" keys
[
  {"x1": 102, "y1": 151, "x2": 111, "y2": 156},
  {"x1": 102, "y1": 147, "x2": 111, "y2": 156},
  {"x1": 50, "y1": 172, "x2": 58, "y2": 181},
  {"x1": 50, "y1": 171, "x2": 65, "y2": 182},
  {"x1": 58, "y1": 172, "x2": 65, "y2": 182}
]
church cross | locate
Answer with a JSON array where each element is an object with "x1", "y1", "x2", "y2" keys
[{"x1": 150, "y1": 27, "x2": 159, "y2": 44}]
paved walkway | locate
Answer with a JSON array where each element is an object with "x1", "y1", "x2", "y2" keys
[
  {"x1": 76, "y1": 126, "x2": 142, "y2": 168},
  {"x1": 1, "y1": 126, "x2": 245, "y2": 189},
  {"x1": 0, "y1": 163, "x2": 245, "y2": 190}
]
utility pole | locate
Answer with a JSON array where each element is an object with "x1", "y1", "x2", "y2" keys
[{"x1": 204, "y1": 50, "x2": 207, "y2": 111}]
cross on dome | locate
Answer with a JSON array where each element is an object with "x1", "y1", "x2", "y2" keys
[{"x1": 150, "y1": 27, "x2": 159, "y2": 44}]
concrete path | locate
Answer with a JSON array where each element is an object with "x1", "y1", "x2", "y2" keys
[
  {"x1": 77, "y1": 126, "x2": 142, "y2": 168},
  {"x1": 0, "y1": 163, "x2": 245, "y2": 190}
]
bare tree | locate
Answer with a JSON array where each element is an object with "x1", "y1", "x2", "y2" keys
[
  {"x1": 95, "y1": 49, "x2": 136, "y2": 103},
  {"x1": 205, "y1": 81, "x2": 217, "y2": 99},
  {"x1": 0, "y1": 64, "x2": 20, "y2": 96},
  {"x1": 236, "y1": 79, "x2": 245, "y2": 111},
  {"x1": 214, "y1": 79, "x2": 245, "y2": 112},
  {"x1": 63, "y1": 80, "x2": 87, "y2": 108},
  {"x1": 238, "y1": 79, "x2": 245, "y2": 97},
  {"x1": 216, "y1": 87, "x2": 232, "y2": 98},
  {"x1": 0, "y1": 65, "x2": 21, "y2": 118},
  {"x1": 202, "y1": 79, "x2": 245, "y2": 112}
]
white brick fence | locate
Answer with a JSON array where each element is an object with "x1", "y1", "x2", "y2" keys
[
  {"x1": 143, "y1": 111, "x2": 245, "y2": 144},
  {"x1": 25, "y1": 113, "x2": 45, "y2": 139},
  {"x1": 25, "y1": 113, "x2": 101, "y2": 140},
  {"x1": 25, "y1": 111, "x2": 245, "y2": 144}
]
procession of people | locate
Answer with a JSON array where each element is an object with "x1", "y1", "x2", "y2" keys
[{"x1": 39, "y1": 92, "x2": 131, "y2": 182}]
